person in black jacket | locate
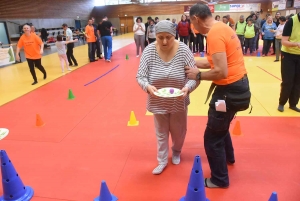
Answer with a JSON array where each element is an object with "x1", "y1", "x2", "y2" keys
[
  {"x1": 92, "y1": 17, "x2": 103, "y2": 59},
  {"x1": 40, "y1": 28, "x2": 50, "y2": 48},
  {"x1": 144, "y1": 16, "x2": 152, "y2": 47}
]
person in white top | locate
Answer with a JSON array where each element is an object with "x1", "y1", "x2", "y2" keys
[
  {"x1": 62, "y1": 23, "x2": 78, "y2": 66},
  {"x1": 272, "y1": 16, "x2": 286, "y2": 62},
  {"x1": 133, "y1": 17, "x2": 145, "y2": 57},
  {"x1": 55, "y1": 35, "x2": 78, "y2": 73}
]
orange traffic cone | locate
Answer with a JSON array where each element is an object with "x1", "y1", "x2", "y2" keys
[
  {"x1": 127, "y1": 111, "x2": 139, "y2": 126},
  {"x1": 232, "y1": 120, "x2": 242, "y2": 135},
  {"x1": 36, "y1": 114, "x2": 45, "y2": 127}
]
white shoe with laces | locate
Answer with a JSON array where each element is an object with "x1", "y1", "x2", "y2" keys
[
  {"x1": 152, "y1": 164, "x2": 167, "y2": 175},
  {"x1": 172, "y1": 155, "x2": 180, "y2": 165}
]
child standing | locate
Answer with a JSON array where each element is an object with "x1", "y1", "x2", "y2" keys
[{"x1": 55, "y1": 35, "x2": 78, "y2": 73}]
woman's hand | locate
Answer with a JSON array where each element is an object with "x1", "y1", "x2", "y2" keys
[
  {"x1": 177, "y1": 87, "x2": 189, "y2": 100},
  {"x1": 147, "y1": 85, "x2": 158, "y2": 97}
]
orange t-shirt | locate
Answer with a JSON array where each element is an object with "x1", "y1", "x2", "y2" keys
[
  {"x1": 17, "y1": 33, "x2": 43, "y2": 59},
  {"x1": 229, "y1": 18, "x2": 235, "y2": 26},
  {"x1": 191, "y1": 24, "x2": 199, "y2": 34},
  {"x1": 206, "y1": 22, "x2": 246, "y2": 85},
  {"x1": 85, "y1": 25, "x2": 96, "y2": 43}
]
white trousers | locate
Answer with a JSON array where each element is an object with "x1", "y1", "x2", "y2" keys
[
  {"x1": 58, "y1": 54, "x2": 68, "y2": 71},
  {"x1": 153, "y1": 110, "x2": 187, "y2": 165}
]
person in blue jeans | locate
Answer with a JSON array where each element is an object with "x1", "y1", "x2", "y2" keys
[{"x1": 97, "y1": 16, "x2": 113, "y2": 62}]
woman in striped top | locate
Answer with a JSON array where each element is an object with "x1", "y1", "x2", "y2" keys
[{"x1": 136, "y1": 20, "x2": 199, "y2": 175}]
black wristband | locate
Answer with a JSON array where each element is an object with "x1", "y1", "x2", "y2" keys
[{"x1": 196, "y1": 71, "x2": 202, "y2": 80}]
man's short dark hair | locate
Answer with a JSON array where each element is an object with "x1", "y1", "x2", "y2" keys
[
  {"x1": 62, "y1": 23, "x2": 68, "y2": 27},
  {"x1": 147, "y1": 16, "x2": 152, "y2": 20},
  {"x1": 279, "y1": 16, "x2": 286, "y2": 22},
  {"x1": 189, "y1": 3, "x2": 212, "y2": 20}
]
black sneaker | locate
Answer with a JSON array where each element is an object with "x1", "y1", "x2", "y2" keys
[{"x1": 289, "y1": 106, "x2": 300, "y2": 112}]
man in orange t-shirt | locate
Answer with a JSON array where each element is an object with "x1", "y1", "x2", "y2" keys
[
  {"x1": 185, "y1": 3, "x2": 251, "y2": 188},
  {"x1": 85, "y1": 19, "x2": 97, "y2": 62},
  {"x1": 16, "y1": 24, "x2": 47, "y2": 85}
]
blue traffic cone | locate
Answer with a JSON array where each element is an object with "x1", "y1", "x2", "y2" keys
[
  {"x1": 268, "y1": 192, "x2": 278, "y2": 201},
  {"x1": 94, "y1": 181, "x2": 118, "y2": 201},
  {"x1": 180, "y1": 155, "x2": 209, "y2": 201},
  {"x1": 0, "y1": 150, "x2": 34, "y2": 201},
  {"x1": 257, "y1": 51, "x2": 261, "y2": 57}
]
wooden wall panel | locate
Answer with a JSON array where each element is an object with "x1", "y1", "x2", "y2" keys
[
  {"x1": 91, "y1": 2, "x2": 270, "y2": 19},
  {"x1": 0, "y1": 0, "x2": 94, "y2": 19},
  {"x1": 0, "y1": 0, "x2": 271, "y2": 21}
]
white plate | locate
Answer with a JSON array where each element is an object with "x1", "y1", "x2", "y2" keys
[
  {"x1": 0, "y1": 128, "x2": 9, "y2": 140},
  {"x1": 154, "y1": 87, "x2": 184, "y2": 98}
]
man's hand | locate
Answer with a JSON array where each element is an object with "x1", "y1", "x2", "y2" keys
[
  {"x1": 184, "y1": 66, "x2": 200, "y2": 80},
  {"x1": 147, "y1": 85, "x2": 158, "y2": 98},
  {"x1": 16, "y1": 54, "x2": 20, "y2": 62}
]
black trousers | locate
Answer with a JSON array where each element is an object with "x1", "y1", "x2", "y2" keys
[
  {"x1": 67, "y1": 43, "x2": 77, "y2": 65},
  {"x1": 180, "y1": 36, "x2": 188, "y2": 45},
  {"x1": 193, "y1": 34, "x2": 204, "y2": 53},
  {"x1": 262, "y1": 39, "x2": 272, "y2": 55},
  {"x1": 148, "y1": 38, "x2": 156, "y2": 44},
  {"x1": 95, "y1": 38, "x2": 102, "y2": 57},
  {"x1": 26, "y1": 58, "x2": 46, "y2": 82},
  {"x1": 205, "y1": 77, "x2": 250, "y2": 187},
  {"x1": 237, "y1": 35, "x2": 245, "y2": 52},
  {"x1": 88, "y1": 42, "x2": 96, "y2": 62},
  {"x1": 279, "y1": 52, "x2": 300, "y2": 107},
  {"x1": 272, "y1": 37, "x2": 276, "y2": 53}
]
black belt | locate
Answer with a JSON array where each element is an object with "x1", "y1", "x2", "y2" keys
[{"x1": 204, "y1": 74, "x2": 248, "y2": 104}]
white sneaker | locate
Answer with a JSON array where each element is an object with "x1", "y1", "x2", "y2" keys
[
  {"x1": 152, "y1": 164, "x2": 167, "y2": 175},
  {"x1": 136, "y1": 55, "x2": 139, "y2": 57},
  {"x1": 68, "y1": 68, "x2": 72, "y2": 71},
  {"x1": 172, "y1": 155, "x2": 180, "y2": 165}
]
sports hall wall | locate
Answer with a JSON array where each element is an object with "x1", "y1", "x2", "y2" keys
[
  {"x1": 91, "y1": 1, "x2": 271, "y2": 34},
  {"x1": 0, "y1": 0, "x2": 94, "y2": 41},
  {"x1": 2, "y1": 0, "x2": 293, "y2": 42}
]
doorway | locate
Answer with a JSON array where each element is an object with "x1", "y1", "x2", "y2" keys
[{"x1": 119, "y1": 16, "x2": 134, "y2": 34}]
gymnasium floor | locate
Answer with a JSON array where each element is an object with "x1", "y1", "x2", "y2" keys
[{"x1": 0, "y1": 33, "x2": 299, "y2": 201}]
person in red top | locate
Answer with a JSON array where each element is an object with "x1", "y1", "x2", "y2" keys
[
  {"x1": 177, "y1": 14, "x2": 190, "y2": 45},
  {"x1": 185, "y1": 3, "x2": 251, "y2": 188},
  {"x1": 16, "y1": 24, "x2": 47, "y2": 85}
]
